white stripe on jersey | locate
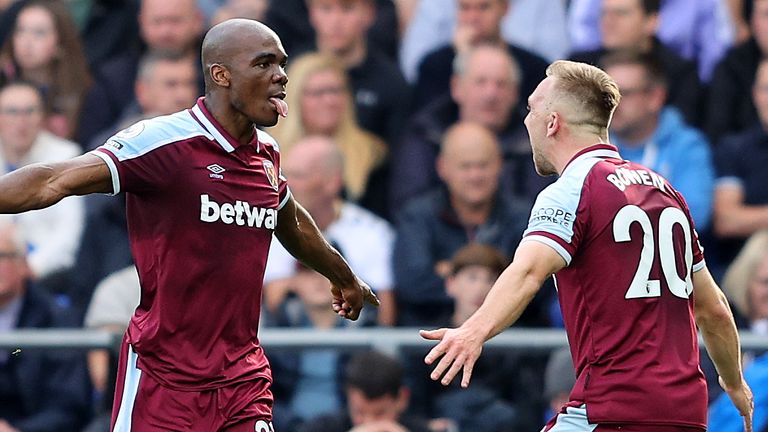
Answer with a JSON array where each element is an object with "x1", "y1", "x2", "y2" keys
[
  {"x1": 278, "y1": 187, "x2": 292, "y2": 210},
  {"x1": 522, "y1": 234, "x2": 573, "y2": 265},
  {"x1": 191, "y1": 104, "x2": 234, "y2": 152},
  {"x1": 91, "y1": 150, "x2": 121, "y2": 195},
  {"x1": 114, "y1": 345, "x2": 142, "y2": 432}
]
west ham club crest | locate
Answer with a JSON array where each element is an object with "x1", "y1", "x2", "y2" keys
[{"x1": 263, "y1": 160, "x2": 279, "y2": 191}]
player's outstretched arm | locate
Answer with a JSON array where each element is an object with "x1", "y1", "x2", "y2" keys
[
  {"x1": 274, "y1": 195, "x2": 379, "y2": 320},
  {"x1": 0, "y1": 154, "x2": 112, "y2": 214},
  {"x1": 421, "y1": 240, "x2": 565, "y2": 388},
  {"x1": 693, "y1": 266, "x2": 754, "y2": 432}
]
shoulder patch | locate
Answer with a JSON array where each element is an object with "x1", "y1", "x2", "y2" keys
[{"x1": 115, "y1": 121, "x2": 146, "y2": 139}]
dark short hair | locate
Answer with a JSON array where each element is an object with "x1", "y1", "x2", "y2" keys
[
  {"x1": 599, "y1": 49, "x2": 668, "y2": 89},
  {"x1": 345, "y1": 350, "x2": 403, "y2": 399},
  {"x1": 450, "y1": 243, "x2": 508, "y2": 278}
]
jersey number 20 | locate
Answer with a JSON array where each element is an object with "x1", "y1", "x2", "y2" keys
[{"x1": 612, "y1": 205, "x2": 693, "y2": 300}]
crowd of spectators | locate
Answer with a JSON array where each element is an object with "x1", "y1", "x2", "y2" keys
[{"x1": 0, "y1": 0, "x2": 766, "y2": 430}]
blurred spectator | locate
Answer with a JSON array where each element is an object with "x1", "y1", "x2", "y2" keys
[
  {"x1": 87, "y1": 50, "x2": 199, "y2": 150},
  {"x1": 602, "y1": 50, "x2": 714, "y2": 230},
  {"x1": 81, "y1": 265, "x2": 139, "y2": 432},
  {"x1": 0, "y1": 0, "x2": 92, "y2": 140},
  {"x1": 264, "y1": 0, "x2": 399, "y2": 62},
  {"x1": 263, "y1": 136, "x2": 396, "y2": 326},
  {"x1": 711, "y1": 57, "x2": 768, "y2": 266},
  {"x1": 543, "y1": 347, "x2": 576, "y2": 420},
  {"x1": 83, "y1": 0, "x2": 205, "y2": 146},
  {"x1": 391, "y1": 43, "x2": 551, "y2": 211},
  {"x1": 263, "y1": 263, "x2": 348, "y2": 429},
  {"x1": 0, "y1": 218, "x2": 90, "y2": 431},
  {"x1": 400, "y1": 0, "x2": 569, "y2": 82},
  {"x1": 298, "y1": 350, "x2": 432, "y2": 432},
  {"x1": 0, "y1": 0, "x2": 140, "y2": 71},
  {"x1": 411, "y1": 0, "x2": 549, "y2": 113},
  {"x1": 267, "y1": 53, "x2": 389, "y2": 217},
  {"x1": 67, "y1": 194, "x2": 130, "y2": 322},
  {"x1": 417, "y1": 243, "x2": 545, "y2": 432},
  {"x1": 705, "y1": 0, "x2": 768, "y2": 144},
  {"x1": 301, "y1": 0, "x2": 410, "y2": 146},
  {"x1": 721, "y1": 230, "x2": 768, "y2": 334},
  {"x1": 0, "y1": 82, "x2": 84, "y2": 284},
  {"x1": 393, "y1": 122, "x2": 530, "y2": 326},
  {"x1": 445, "y1": 243, "x2": 508, "y2": 326},
  {"x1": 209, "y1": 0, "x2": 268, "y2": 26},
  {"x1": 569, "y1": 0, "x2": 702, "y2": 126},
  {"x1": 708, "y1": 351, "x2": 768, "y2": 431},
  {"x1": 568, "y1": 0, "x2": 736, "y2": 81}
]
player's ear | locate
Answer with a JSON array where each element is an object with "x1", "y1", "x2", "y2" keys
[
  {"x1": 210, "y1": 63, "x2": 231, "y2": 88},
  {"x1": 546, "y1": 112, "x2": 560, "y2": 137}
]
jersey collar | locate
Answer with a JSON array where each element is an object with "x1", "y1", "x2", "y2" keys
[
  {"x1": 562, "y1": 143, "x2": 621, "y2": 175},
  {"x1": 189, "y1": 97, "x2": 260, "y2": 153}
]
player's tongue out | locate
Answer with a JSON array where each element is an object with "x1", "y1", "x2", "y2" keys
[{"x1": 269, "y1": 98, "x2": 288, "y2": 118}]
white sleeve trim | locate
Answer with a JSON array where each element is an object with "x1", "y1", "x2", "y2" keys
[
  {"x1": 521, "y1": 235, "x2": 572, "y2": 265},
  {"x1": 277, "y1": 187, "x2": 291, "y2": 210},
  {"x1": 692, "y1": 259, "x2": 706, "y2": 273},
  {"x1": 91, "y1": 150, "x2": 120, "y2": 195}
]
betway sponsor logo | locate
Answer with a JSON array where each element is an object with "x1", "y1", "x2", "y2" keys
[{"x1": 199, "y1": 194, "x2": 276, "y2": 229}]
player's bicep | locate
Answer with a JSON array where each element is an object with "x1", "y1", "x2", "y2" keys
[
  {"x1": 51, "y1": 153, "x2": 113, "y2": 196},
  {"x1": 692, "y1": 265, "x2": 731, "y2": 326},
  {"x1": 512, "y1": 240, "x2": 567, "y2": 285},
  {"x1": 274, "y1": 194, "x2": 310, "y2": 251}
]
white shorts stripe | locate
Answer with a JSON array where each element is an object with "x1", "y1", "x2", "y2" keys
[
  {"x1": 113, "y1": 345, "x2": 142, "y2": 432},
  {"x1": 543, "y1": 405, "x2": 598, "y2": 432}
]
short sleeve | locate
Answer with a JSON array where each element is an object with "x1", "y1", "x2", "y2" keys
[{"x1": 522, "y1": 182, "x2": 582, "y2": 265}]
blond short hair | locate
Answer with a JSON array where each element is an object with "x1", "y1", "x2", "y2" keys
[{"x1": 545, "y1": 60, "x2": 621, "y2": 130}]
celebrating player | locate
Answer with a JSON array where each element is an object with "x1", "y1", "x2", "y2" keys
[
  {"x1": 421, "y1": 60, "x2": 753, "y2": 432},
  {"x1": 0, "y1": 19, "x2": 378, "y2": 431}
]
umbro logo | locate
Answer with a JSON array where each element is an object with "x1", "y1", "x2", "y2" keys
[{"x1": 207, "y1": 164, "x2": 225, "y2": 179}]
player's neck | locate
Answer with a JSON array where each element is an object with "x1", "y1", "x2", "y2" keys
[
  {"x1": 553, "y1": 131, "x2": 608, "y2": 175},
  {"x1": 203, "y1": 95, "x2": 255, "y2": 145}
]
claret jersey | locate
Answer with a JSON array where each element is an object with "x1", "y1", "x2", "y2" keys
[
  {"x1": 93, "y1": 98, "x2": 290, "y2": 390},
  {"x1": 522, "y1": 144, "x2": 707, "y2": 428}
]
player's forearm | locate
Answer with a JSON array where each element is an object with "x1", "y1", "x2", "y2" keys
[
  {"x1": 0, "y1": 164, "x2": 64, "y2": 213},
  {"x1": 696, "y1": 289, "x2": 744, "y2": 388},
  {"x1": 713, "y1": 205, "x2": 768, "y2": 238},
  {"x1": 278, "y1": 203, "x2": 356, "y2": 286},
  {"x1": 462, "y1": 261, "x2": 543, "y2": 341}
]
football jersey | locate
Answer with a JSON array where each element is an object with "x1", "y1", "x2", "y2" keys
[
  {"x1": 522, "y1": 144, "x2": 707, "y2": 428},
  {"x1": 92, "y1": 98, "x2": 290, "y2": 390}
]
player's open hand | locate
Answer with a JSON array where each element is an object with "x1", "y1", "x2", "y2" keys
[
  {"x1": 719, "y1": 376, "x2": 754, "y2": 432},
  {"x1": 330, "y1": 277, "x2": 379, "y2": 321},
  {"x1": 420, "y1": 326, "x2": 484, "y2": 388}
]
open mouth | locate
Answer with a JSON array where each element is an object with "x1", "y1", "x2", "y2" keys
[{"x1": 269, "y1": 92, "x2": 288, "y2": 118}]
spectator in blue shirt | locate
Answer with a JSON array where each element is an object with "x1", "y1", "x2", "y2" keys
[{"x1": 602, "y1": 50, "x2": 714, "y2": 230}]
